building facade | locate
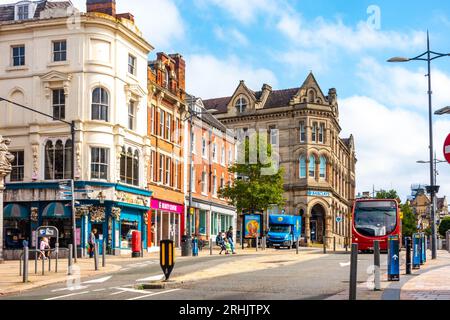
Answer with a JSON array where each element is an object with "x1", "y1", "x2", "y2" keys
[
  {"x1": 147, "y1": 52, "x2": 186, "y2": 250},
  {"x1": 0, "y1": 0, "x2": 153, "y2": 258},
  {"x1": 203, "y1": 73, "x2": 356, "y2": 248},
  {"x1": 184, "y1": 96, "x2": 237, "y2": 243}
]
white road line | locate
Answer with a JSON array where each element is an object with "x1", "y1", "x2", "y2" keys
[
  {"x1": 136, "y1": 275, "x2": 164, "y2": 282},
  {"x1": 52, "y1": 285, "x2": 89, "y2": 292},
  {"x1": 121, "y1": 268, "x2": 131, "y2": 271},
  {"x1": 111, "y1": 287, "x2": 153, "y2": 294},
  {"x1": 127, "y1": 289, "x2": 181, "y2": 301},
  {"x1": 83, "y1": 276, "x2": 112, "y2": 284},
  {"x1": 93, "y1": 289, "x2": 106, "y2": 292},
  {"x1": 45, "y1": 291, "x2": 90, "y2": 300}
]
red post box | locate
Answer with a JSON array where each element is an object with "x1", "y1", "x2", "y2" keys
[{"x1": 131, "y1": 230, "x2": 141, "y2": 258}]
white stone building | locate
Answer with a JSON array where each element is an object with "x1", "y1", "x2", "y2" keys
[{"x1": 0, "y1": 0, "x2": 153, "y2": 258}]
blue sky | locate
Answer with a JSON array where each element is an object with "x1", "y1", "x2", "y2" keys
[{"x1": 4, "y1": 0, "x2": 450, "y2": 202}]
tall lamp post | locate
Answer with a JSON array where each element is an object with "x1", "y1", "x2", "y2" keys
[
  {"x1": 0, "y1": 97, "x2": 78, "y2": 262},
  {"x1": 388, "y1": 31, "x2": 450, "y2": 259},
  {"x1": 182, "y1": 95, "x2": 216, "y2": 237}
]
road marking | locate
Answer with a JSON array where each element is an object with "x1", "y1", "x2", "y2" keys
[
  {"x1": 83, "y1": 276, "x2": 112, "y2": 284},
  {"x1": 121, "y1": 268, "x2": 131, "y2": 271},
  {"x1": 93, "y1": 288, "x2": 106, "y2": 292},
  {"x1": 340, "y1": 262, "x2": 351, "y2": 267},
  {"x1": 52, "y1": 285, "x2": 89, "y2": 292},
  {"x1": 136, "y1": 274, "x2": 164, "y2": 282},
  {"x1": 127, "y1": 289, "x2": 181, "y2": 300},
  {"x1": 45, "y1": 291, "x2": 90, "y2": 300},
  {"x1": 111, "y1": 287, "x2": 153, "y2": 294}
]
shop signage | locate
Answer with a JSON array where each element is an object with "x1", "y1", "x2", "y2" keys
[
  {"x1": 151, "y1": 199, "x2": 184, "y2": 214},
  {"x1": 307, "y1": 191, "x2": 330, "y2": 197},
  {"x1": 116, "y1": 191, "x2": 149, "y2": 207}
]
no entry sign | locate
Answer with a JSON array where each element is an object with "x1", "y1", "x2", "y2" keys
[{"x1": 445, "y1": 134, "x2": 450, "y2": 164}]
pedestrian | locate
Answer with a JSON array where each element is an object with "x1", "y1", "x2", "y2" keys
[
  {"x1": 39, "y1": 237, "x2": 50, "y2": 260},
  {"x1": 226, "y1": 226, "x2": 236, "y2": 254},
  {"x1": 216, "y1": 232, "x2": 227, "y2": 254},
  {"x1": 224, "y1": 238, "x2": 231, "y2": 255},
  {"x1": 89, "y1": 228, "x2": 97, "y2": 258}
]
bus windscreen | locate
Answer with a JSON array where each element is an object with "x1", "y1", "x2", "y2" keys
[{"x1": 354, "y1": 201, "x2": 397, "y2": 237}]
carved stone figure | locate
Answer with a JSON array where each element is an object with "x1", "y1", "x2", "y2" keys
[{"x1": 0, "y1": 136, "x2": 14, "y2": 172}]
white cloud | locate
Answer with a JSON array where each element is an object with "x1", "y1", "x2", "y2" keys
[
  {"x1": 340, "y1": 96, "x2": 450, "y2": 201},
  {"x1": 185, "y1": 54, "x2": 278, "y2": 98},
  {"x1": 57, "y1": 0, "x2": 185, "y2": 49},
  {"x1": 214, "y1": 26, "x2": 249, "y2": 46}
]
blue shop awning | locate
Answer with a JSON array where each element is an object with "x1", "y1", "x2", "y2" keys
[
  {"x1": 3, "y1": 204, "x2": 28, "y2": 219},
  {"x1": 42, "y1": 202, "x2": 71, "y2": 218}
]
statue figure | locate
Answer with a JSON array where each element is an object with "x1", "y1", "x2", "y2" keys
[{"x1": 0, "y1": 136, "x2": 14, "y2": 173}]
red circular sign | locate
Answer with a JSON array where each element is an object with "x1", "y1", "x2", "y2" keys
[{"x1": 444, "y1": 134, "x2": 450, "y2": 164}]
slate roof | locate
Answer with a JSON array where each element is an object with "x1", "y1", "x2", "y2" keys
[
  {"x1": 186, "y1": 94, "x2": 229, "y2": 133},
  {"x1": 203, "y1": 87, "x2": 301, "y2": 114},
  {"x1": 0, "y1": 1, "x2": 72, "y2": 23}
]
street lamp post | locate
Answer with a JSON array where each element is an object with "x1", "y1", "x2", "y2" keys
[
  {"x1": 388, "y1": 31, "x2": 450, "y2": 259},
  {"x1": 0, "y1": 97, "x2": 78, "y2": 262}
]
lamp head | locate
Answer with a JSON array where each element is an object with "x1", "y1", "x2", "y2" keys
[{"x1": 387, "y1": 57, "x2": 410, "y2": 63}]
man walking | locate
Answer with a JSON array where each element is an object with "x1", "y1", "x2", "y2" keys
[
  {"x1": 226, "y1": 226, "x2": 236, "y2": 254},
  {"x1": 88, "y1": 228, "x2": 97, "y2": 258}
]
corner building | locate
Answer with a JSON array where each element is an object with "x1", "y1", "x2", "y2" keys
[{"x1": 203, "y1": 73, "x2": 356, "y2": 248}]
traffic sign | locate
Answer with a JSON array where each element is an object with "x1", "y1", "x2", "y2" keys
[
  {"x1": 160, "y1": 240, "x2": 175, "y2": 281},
  {"x1": 444, "y1": 134, "x2": 450, "y2": 164}
]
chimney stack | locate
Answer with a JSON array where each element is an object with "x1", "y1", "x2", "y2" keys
[{"x1": 86, "y1": 0, "x2": 116, "y2": 17}]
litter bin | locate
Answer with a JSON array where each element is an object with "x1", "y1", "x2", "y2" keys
[
  {"x1": 181, "y1": 235, "x2": 192, "y2": 257},
  {"x1": 192, "y1": 237, "x2": 199, "y2": 256}
]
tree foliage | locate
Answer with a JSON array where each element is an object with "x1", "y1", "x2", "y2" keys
[
  {"x1": 439, "y1": 217, "x2": 450, "y2": 238},
  {"x1": 376, "y1": 189, "x2": 401, "y2": 203},
  {"x1": 219, "y1": 132, "x2": 285, "y2": 213},
  {"x1": 400, "y1": 202, "x2": 418, "y2": 237}
]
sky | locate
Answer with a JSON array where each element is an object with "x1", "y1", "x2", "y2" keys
[{"x1": 4, "y1": 0, "x2": 450, "y2": 202}]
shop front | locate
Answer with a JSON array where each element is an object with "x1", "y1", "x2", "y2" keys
[{"x1": 149, "y1": 199, "x2": 184, "y2": 250}]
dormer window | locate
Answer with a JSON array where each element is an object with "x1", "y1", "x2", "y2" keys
[
  {"x1": 17, "y1": 4, "x2": 29, "y2": 20},
  {"x1": 235, "y1": 96, "x2": 248, "y2": 113}
]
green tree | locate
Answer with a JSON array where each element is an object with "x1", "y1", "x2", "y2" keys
[
  {"x1": 219, "y1": 132, "x2": 285, "y2": 213},
  {"x1": 376, "y1": 189, "x2": 401, "y2": 202},
  {"x1": 400, "y1": 202, "x2": 417, "y2": 237},
  {"x1": 438, "y1": 217, "x2": 450, "y2": 238}
]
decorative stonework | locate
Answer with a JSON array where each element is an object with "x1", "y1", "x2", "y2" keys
[
  {"x1": 111, "y1": 207, "x2": 121, "y2": 221},
  {"x1": 0, "y1": 136, "x2": 14, "y2": 174},
  {"x1": 30, "y1": 207, "x2": 39, "y2": 222},
  {"x1": 90, "y1": 206, "x2": 106, "y2": 223},
  {"x1": 75, "y1": 206, "x2": 89, "y2": 219},
  {"x1": 75, "y1": 143, "x2": 82, "y2": 179},
  {"x1": 31, "y1": 145, "x2": 39, "y2": 181},
  {"x1": 143, "y1": 211, "x2": 148, "y2": 225}
]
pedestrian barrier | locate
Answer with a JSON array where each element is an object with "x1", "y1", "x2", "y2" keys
[{"x1": 20, "y1": 246, "x2": 71, "y2": 282}]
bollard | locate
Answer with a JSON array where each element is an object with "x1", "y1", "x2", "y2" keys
[
  {"x1": 296, "y1": 238, "x2": 299, "y2": 255},
  {"x1": 387, "y1": 235, "x2": 400, "y2": 281},
  {"x1": 256, "y1": 237, "x2": 259, "y2": 251},
  {"x1": 323, "y1": 237, "x2": 327, "y2": 254},
  {"x1": 447, "y1": 230, "x2": 450, "y2": 253},
  {"x1": 421, "y1": 233, "x2": 427, "y2": 264},
  {"x1": 103, "y1": 241, "x2": 106, "y2": 267},
  {"x1": 94, "y1": 242, "x2": 99, "y2": 271},
  {"x1": 23, "y1": 247, "x2": 29, "y2": 283},
  {"x1": 55, "y1": 243, "x2": 59, "y2": 273},
  {"x1": 42, "y1": 255, "x2": 45, "y2": 276},
  {"x1": 374, "y1": 241, "x2": 381, "y2": 291},
  {"x1": 412, "y1": 233, "x2": 421, "y2": 269},
  {"x1": 210, "y1": 238, "x2": 213, "y2": 256},
  {"x1": 333, "y1": 237, "x2": 336, "y2": 253},
  {"x1": 35, "y1": 250, "x2": 38, "y2": 274},
  {"x1": 68, "y1": 244, "x2": 73, "y2": 275},
  {"x1": 48, "y1": 252, "x2": 51, "y2": 272},
  {"x1": 405, "y1": 237, "x2": 412, "y2": 275},
  {"x1": 349, "y1": 243, "x2": 358, "y2": 300}
]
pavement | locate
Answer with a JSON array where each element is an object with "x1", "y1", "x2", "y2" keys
[{"x1": 327, "y1": 250, "x2": 450, "y2": 300}]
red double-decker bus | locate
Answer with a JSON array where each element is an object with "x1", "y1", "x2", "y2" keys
[{"x1": 352, "y1": 199, "x2": 401, "y2": 252}]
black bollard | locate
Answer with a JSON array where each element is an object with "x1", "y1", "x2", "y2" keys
[
  {"x1": 103, "y1": 241, "x2": 106, "y2": 267},
  {"x1": 23, "y1": 247, "x2": 29, "y2": 283},
  {"x1": 94, "y1": 242, "x2": 99, "y2": 271},
  {"x1": 374, "y1": 241, "x2": 381, "y2": 291},
  {"x1": 349, "y1": 243, "x2": 358, "y2": 300},
  {"x1": 68, "y1": 244, "x2": 73, "y2": 275},
  {"x1": 405, "y1": 237, "x2": 412, "y2": 275}
]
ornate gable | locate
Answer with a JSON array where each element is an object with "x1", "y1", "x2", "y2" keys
[
  {"x1": 40, "y1": 70, "x2": 72, "y2": 98},
  {"x1": 226, "y1": 80, "x2": 257, "y2": 116},
  {"x1": 290, "y1": 72, "x2": 327, "y2": 105}
]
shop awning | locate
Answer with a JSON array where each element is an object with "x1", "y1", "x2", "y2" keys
[
  {"x1": 42, "y1": 202, "x2": 71, "y2": 218},
  {"x1": 3, "y1": 204, "x2": 28, "y2": 219}
]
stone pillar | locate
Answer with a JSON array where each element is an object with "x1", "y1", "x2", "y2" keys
[
  {"x1": 0, "y1": 136, "x2": 14, "y2": 263},
  {"x1": 305, "y1": 213, "x2": 311, "y2": 246},
  {"x1": 325, "y1": 214, "x2": 333, "y2": 249}
]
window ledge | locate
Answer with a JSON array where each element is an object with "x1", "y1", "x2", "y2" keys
[
  {"x1": 5, "y1": 65, "x2": 29, "y2": 72},
  {"x1": 86, "y1": 60, "x2": 113, "y2": 69},
  {"x1": 48, "y1": 61, "x2": 70, "y2": 67},
  {"x1": 127, "y1": 72, "x2": 138, "y2": 82}
]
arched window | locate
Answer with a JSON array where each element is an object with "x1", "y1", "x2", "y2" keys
[
  {"x1": 120, "y1": 147, "x2": 139, "y2": 186},
  {"x1": 320, "y1": 156, "x2": 327, "y2": 179},
  {"x1": 309, "y1": 155, "x2": 316, "y2": 178},
  {"x1": 308, "y1": 90, "x2": 315, "y2": 103},
  {"x1": 92, "y1": 88, "x2": 109, "y2": 121},
  {"x1": 45, "y1": 139, "x2": 72, "y2": 180},
  {"x1": 235, "y1": 96, "x2": 248, "y2": 113},
  {"x1": 299, "y1": 156, "x2": 307, "y2": 179}
]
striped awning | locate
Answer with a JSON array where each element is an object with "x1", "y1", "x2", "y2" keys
[
  {"x1": 3, "y1": 204, "x2": 28, "y2": 219},
  {"x1": 42, "y1": 202, "x2": 71, "y2": 218}
]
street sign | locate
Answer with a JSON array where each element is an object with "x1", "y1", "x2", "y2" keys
[
  {"x1": 160, "y1": 240, "x2": 175, "y2": 281},
  {"x1": 444, "y1": 134, "x2": 450, "y2": 164},
  {"x1": 38, "y1": 227, "x2": 57, "y2": 237},
  {"x1": 387, "y1": 235, "x2": 400, "y2": 281}
]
